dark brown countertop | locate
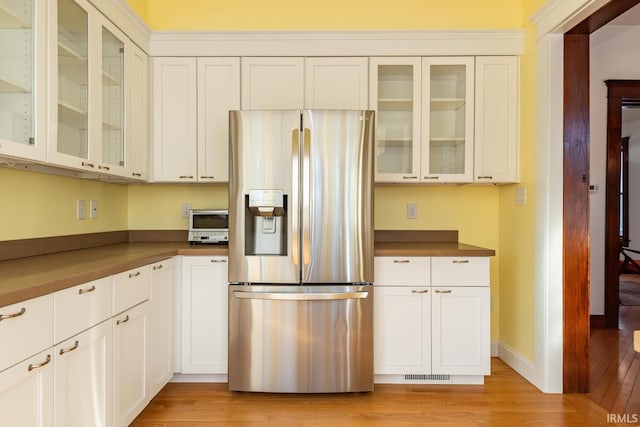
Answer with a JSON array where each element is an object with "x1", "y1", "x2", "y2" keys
[{"x1": 0, "y1": 235, "x2": 494, "y2": 307}]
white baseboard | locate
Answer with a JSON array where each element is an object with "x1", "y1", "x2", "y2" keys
[{"x1": 497, "y1": 340, "x2": 536, "y2": 385}]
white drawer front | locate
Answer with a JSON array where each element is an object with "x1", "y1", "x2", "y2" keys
[
  {"x1": 0, "y1": 294, "x2": 53, "y2": 371},
  {"x1": 113, "y1": 265, "x2": 151, "y2": 315},
  {"x1": 431, "y1": 257, "x2": 489, "y2": 286},
  {"x1": 54, "y1": 277, "x2": 113, "y2": 343},
  {"x1": 374, "y1": 257, "x2": 430, "y2": 286}
]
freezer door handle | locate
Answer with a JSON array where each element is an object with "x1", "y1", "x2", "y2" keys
[
  {"x1": 233, "y1": 290, "x2": 369, "y2": 301},
  {"x1": 291, "y1": 128, "x2": 300, "y2": 267},
  {"x1": 302, "y1": 127, "x2": 311, "y2": 267}
]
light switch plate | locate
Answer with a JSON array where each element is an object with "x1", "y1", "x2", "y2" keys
[
  {"x1": 407, "y1": 203, "x2": 417, "y2": 219},
  {"x1": 90, "y1": 200, "x2": 98, "y2": 219},
  {"x1": 515, "y1": 187, "x2": 526, "y2": 206},
  {"x1": 182, "y1": 202, "x2": 192, "y2": 218},
  {"x1": 77, "y1": 200, "x2": 86, "y2": 220}
]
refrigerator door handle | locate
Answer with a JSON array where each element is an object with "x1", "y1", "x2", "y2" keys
[
  {"x1": 291, "y1": 128, "x2": 300, "y2": 267},
  {"x1": 302, "y1": 127, "x2": 311, "y2": 267},
  {"x1": 233, "y1": 291, "x2": 369, "y2": 301}
]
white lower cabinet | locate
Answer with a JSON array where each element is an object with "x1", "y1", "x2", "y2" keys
[
  {"x1": 374, "y1": 256, "x2": 490, "y2": 383},
  {"x1": 374, "y1": 286, "x2": 430, "y2": 375},
  {"x1": 147, "y1": 259, "x2": 174, "y2": 397},
  {"x1": 54, "y1": 320, "x2": 113, "y2": 427},
  {"x1": 180, "y1": 256, "x2": 228, "y2": 376},
  {"x1": 113, "y1": 301, "x2": 149, "y2": 427},
  {"x1": 0, "y1": 350, "x2": 54, "y2": 427}
]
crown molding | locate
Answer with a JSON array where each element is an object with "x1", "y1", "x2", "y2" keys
[
  {"x1": 90, "y1": 0, "x2": 151, "y2": 52},
  {"x1": 149, "y1": 29, "x2": 524, "y2": 57}
]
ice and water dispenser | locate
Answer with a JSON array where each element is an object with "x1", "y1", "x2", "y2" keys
[{"x1": 244, "y1": 189, "x2": 287, "y2": 256}]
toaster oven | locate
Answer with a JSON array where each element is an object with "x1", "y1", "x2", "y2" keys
[{"x1": 188, "y1": 209, "x2": 229, "y2": 244}]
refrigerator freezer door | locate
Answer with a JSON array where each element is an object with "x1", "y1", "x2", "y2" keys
[{"x1": 301, "y1": 110, "x2": 375, "y2": 284}]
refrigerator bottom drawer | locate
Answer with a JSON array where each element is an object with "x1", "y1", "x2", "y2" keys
[{"x1": 228, "y1": 284, "x2": 374, "y2": 393}]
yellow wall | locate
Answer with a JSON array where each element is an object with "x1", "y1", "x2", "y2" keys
[
  {"x1": 0, "y1": 168, "x2": 128, "y2": 241},
  {"x1": 142, "y1": 0, "x2": 522, "y2": 31}
]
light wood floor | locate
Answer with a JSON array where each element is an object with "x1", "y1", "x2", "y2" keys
[
  {"x1": 132, "y1": 358, "x2": 616, "y2": 426},
  {"x1": 590, "y1": 304, "x2": 640, "y2": 417}
]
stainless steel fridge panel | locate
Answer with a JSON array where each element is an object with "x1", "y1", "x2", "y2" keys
[
  {"x1": 228, "y1": 110, "x2": 301, "y2": 284},
  {"x1": 228, "y1": 284, "x2": 374, "y2": 393},
  {"x1": 301, "y1": 110, "x2": 375, "y2": 284}
]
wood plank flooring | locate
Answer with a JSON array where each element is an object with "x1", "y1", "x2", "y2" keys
[
  {"x1": 132, "y1": 358, "x2": 616, "y2": 426},
  {"x1": 589, "y1": 305, "x2": 640, "y2": 417}
]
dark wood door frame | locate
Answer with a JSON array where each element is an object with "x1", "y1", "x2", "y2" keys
[
  {"x1": 562, "y1": 0, "x2": 640, "y2": 393},
  {"x1": 604, "y1": 81, "x2": 640, "y2": 329}
]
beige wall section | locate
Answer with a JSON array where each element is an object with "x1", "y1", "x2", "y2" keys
[
  {"x1": 0, "y1": 168, "x2": 128, "y2": 241},
  {"x1": 127, "y1": 184, "x2": 228, "y2": 230},
  {"x1": 141, "y1": 0, "x2": 522, "y2": 31}
]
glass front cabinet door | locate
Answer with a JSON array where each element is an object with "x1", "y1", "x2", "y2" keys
[
  {"x1": 0, "y1": 0, "x2": 46, "y2": 161},
  {"x1": 49, "y1": 0, "x2": 130, "y2": 177},
  {"x1": 421, "y1": 57, "x2": 474, "y2": 183},
  {"x1": 369, "y1": 57, "x2": 422, "y2": 183}
]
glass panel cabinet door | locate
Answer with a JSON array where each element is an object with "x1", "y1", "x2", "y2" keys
[
  {"x1": 56, "y1": 0, "x2": 88, "y2": 160},
  {"x1": 0, "y1": 0, "x2": 43, "y2": 159},
  {"x1": 369, "y1": 57, "x2": 421, "y2": 183},
  {"x1": 421, "y1": 57, "x2": 474, "y2": 182},
  {"x1": 101, "y1": 23, "x2": 124, "y2": 172}
]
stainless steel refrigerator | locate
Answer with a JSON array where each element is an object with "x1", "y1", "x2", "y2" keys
[{"x1": 228, "y1": 109, "x2": 375, "y2": 393}]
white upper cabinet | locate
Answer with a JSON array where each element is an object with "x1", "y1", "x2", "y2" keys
[
  {"x1": 474, "y1": 56, "x2": 520, "y2": 183},
  {"x1": 241, "y1": 57, "x2": 304, "y2": 110},
  {"x1": 197, "y1": 57, "x2": 240, "y2": 182},
  {"x1": 0, "y1": 0, "x2": 46, "y2": 161},
  {"x1": 421, "y1": 56, "x2": 474, "y2": 183},
  {"x1": 369, "y1": 57, "x2": 422, "y2": 183},
  {"x1": 152, "y1": 57, "x2": 239, "y2": 183},
  {"x1": 151, "y1": 57, "x2": 197, "y2": 182},
  {"x1": 127, "y1": 43, "x2": 149, "y2": 180},
  {"x1": 304, "y1": 57, "x2": 368, "y2": 110}
]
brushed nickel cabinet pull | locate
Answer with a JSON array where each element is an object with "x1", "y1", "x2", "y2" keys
[
  {"x1": 200, "y1": 176, "x2": 214, "y2": 179},
  {"x1": 78, "y1": 285, "x2": 96, "y2": 295},
  {"x1": 81, "y1": 161, "x2": 94, "y2": 168},
  {"x1": 477, "y1": 175, "x2": 493, "y2": 179},
  {"x1": 393, "y1": 260, "x2": 410, "y2": 264},
  {"x1": 435, "y1": 289, "x2": 452, "y2": 294},
  {"x1": 0, "y1": 307, "x2": 26, "y2": 321},
  {"x1": 153, "y1": 264, "x2": 163, "y2": 270},
  {"x1": 179, "y1": 175, "x2": 194, "y2": 179},
  {"x1": 402, "y1": 175, "x2": 418, "y2": 180},
  {"x1": 211, "y1": 259, "x2": 227, "y2": 263},
  {"x1": 132, "y1": 172, "x2": 142, "y2": 177},
  {"x1": 116, "y1": 315, "x2": 130, "y2": 325},
  {"x1": 98, "y1": 165, "x2": 110, "y2": 171},
  {"x1": 411, "y1": 289, "x2": 429, "y2": 294},
  {"x1": 128, "y1": 271, "x2": 141, "y2": 278},
  {"x1": 452, "y1": 260, "x2": 470, "y2": 264},
  {"x1": 28, "y1": 354, "x2": 51, "y2": 371},
  {"x1": 423, "y1": 176, "x2": 439, "y2": 180},
  {"x1": 59, "y1": 340, "x2": 79, "y2": 355}
]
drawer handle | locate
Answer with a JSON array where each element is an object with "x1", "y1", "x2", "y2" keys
[
  {"x1": 78, "y1": 285, "x2": 96, "y2": 295},
  {"x1": 435, "y1": 289, "x2": 452, "y2": 294},
  {"x1": 452, "y1": 260, "x2": 470, "y2": 264},
  {"x1": 116, "y1": 315, "x2": 130, "y2": 325},
  {"x1": 411, "y1": 289, "x2": 429, "y2": 294},
  {"x1": 28, "y1": 354, "x2": 51, "y2": 371},
  {"x1": 153, "y1": 264, "x2": 163, "y2": 270},
  {"x1": 211, "y1": 259, "x2": 227, "y2": 263},
  {"x1": 179, "y1": 175, "x2": 194, "y2": 179},
  {"x1": 128, "y1": 271, "x2": 141, "y2": 278},
  {"x1": 59, "y1": 340, "x2": 79, "y2": 355},
  {"x1": 0, "y1": 307, "x2": 26, "y2": 321},
  {"x1": 392, "y1": 260, "x2": 410, "y2": 264}
]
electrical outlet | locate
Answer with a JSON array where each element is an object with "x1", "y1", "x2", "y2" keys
[
  {"x1": 515, "y1": 187, "x2": 526, "y2": 206},
  {"x1": 181, "y1": 202, "x2": 192, "y2": 219},
  {"x1": 77, "y1": 200, "x2": 86, "y2": 220},
  {"x1": 407, "y1": 203, "x2": 417, "y2": 219},
  {"x1": 90, "y1": 200, "x2": 99, "y2": 219}
]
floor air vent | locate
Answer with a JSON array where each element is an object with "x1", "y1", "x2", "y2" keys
[{"x1": 404, "y1": 374, "x2": 451, "y2": 381}]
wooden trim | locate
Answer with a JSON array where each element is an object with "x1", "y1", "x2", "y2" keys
[
  {"x1": 590, "y1": 315, "x2": 606, "y2": 329},
  {"x1": 563, "y1": 33, "x2": 591, "y2": 393},
  {"x1": 149, "y1": 29, "x2": 524, "y2": 57},
  {"x1": 0, "y1": 231, "x2": 129, "y2": 262},
  {"x1": 566, "y1": 0, "x2": 640, "y2": 34}
]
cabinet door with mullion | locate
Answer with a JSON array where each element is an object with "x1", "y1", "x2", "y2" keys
[
  {"x1": 421, "y1": 56, "x2": 474, "y2": 183},
  {"x1": 369, "y1": 57, "x2": 422, "y2": 183}
]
